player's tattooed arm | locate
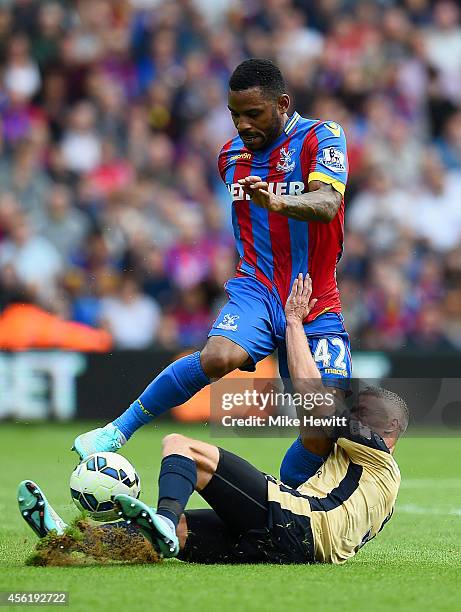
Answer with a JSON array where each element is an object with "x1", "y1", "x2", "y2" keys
[{"x1": 238, "y1": 177, "x2": 342, "y2": 222}]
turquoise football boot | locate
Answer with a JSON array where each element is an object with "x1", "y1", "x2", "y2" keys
[
  {"x1": 114, "y1": 494, "x2": 179, "y2": 558},
  {"x1": 18, "y1": 480, "x2": 67, "y2": 538},
  {"x1": 72, "y1": 424, "x2": 127, "y2": 460}
]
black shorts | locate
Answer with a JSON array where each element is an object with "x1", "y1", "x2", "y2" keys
[{"x1": 179, "y1": 448, "x2": 315, "y2": 564}]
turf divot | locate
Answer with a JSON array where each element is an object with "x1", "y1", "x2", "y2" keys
[{"x1": 26, "y1": 517, "x2": 161, "y2": 566}]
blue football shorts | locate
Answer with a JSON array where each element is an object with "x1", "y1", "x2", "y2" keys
[{"x1": 208, "y1": 275, "x2": 352, "y2": 389}]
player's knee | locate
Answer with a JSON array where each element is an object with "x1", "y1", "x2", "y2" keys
[
  {"x1": 162, "y1": 433, "x2": 190, "y2": 455},
  {"x1": 204, "y1": 355, "x2": 232, "y2": 378},
  {"x1": 200, "y1": 343, "x2": 242, "y2": 378}
]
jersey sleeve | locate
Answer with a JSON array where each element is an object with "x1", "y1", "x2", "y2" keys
[
  {"x1": 217, "y1": 149, "x2": 226, "y2": 182},
  {"x1": 307, "y1": 121, "x2": 348, "y2": 196},
  {"x1": 218, "y1": 140, "x2": 234, "y2": 183}
]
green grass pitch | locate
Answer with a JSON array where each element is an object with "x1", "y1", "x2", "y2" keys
[{"x1": 0, "y1": 422, "x2": 460, "y2": 612}]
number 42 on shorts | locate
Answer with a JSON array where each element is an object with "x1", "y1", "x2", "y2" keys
[{"x1": 312, "y1": 337, "x2": 350, "y2": 377}]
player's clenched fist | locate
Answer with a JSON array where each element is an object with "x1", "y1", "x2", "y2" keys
[
  {"x1": 238, "y1": 176, "x2": 285, "y2": 212},
  {"x1": 284, "y1": 273, "x2": 317, "y2": 323}
]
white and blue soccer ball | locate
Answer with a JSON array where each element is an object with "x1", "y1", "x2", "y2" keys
[{"x1": 70, "y1": 452, "x2": 141, "y2": 522}]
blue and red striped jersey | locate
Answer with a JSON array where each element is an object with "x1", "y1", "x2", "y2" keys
[{"x1": 218, "y1": 112, "x2": 348, "y2": 322}]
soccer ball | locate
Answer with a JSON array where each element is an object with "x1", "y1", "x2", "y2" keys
[{"x1": 70, "y1": 452, "x2": 141, "y2": 522}]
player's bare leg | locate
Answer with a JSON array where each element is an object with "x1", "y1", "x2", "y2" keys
[
  {"x1": 73, "y1": 336, "x2": 249, "y2": 459},
  {"x1": 174, "y1": 514, "x2": 187, "y2": 550},
  {"x1": 200, "y1": 336, "x2": 251, "y2": 379}
]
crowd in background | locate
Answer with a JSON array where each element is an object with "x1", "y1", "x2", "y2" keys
[{"x1": 0, "y1": 0, "x2": 460, "y2": 353}]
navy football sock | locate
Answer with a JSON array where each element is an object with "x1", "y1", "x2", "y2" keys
[
  {"x1": 156, "y1": 454, "x2": 197, "y2": 527},
  {"x1": 113, "y1": 352, "x2": 209, "y2": 439}
]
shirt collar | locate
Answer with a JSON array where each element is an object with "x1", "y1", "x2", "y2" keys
[{"x1": 284, "y1": 111, "x2": 300, "y2": 135}]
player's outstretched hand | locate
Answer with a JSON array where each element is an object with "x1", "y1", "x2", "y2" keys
[
  {"x1": 238, "y1": 176, "x2": 284, "y2": 212},
  {"x1": 285, "y1": 273, "x2": 317, "y2": 322}
]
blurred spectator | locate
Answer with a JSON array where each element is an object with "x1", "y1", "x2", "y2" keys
[
  {"x1": 3, "y1": 34, "x2": 41, "y2": 99},
  {"x1": 444, "y1": 285, "x2": 461, "y2": 348},
  {"x1": 70, "y1": 267, "x2": 117, "y2": 328},
  {"x1": 31, "y1": 2, "x2": 65, "y2": 70},
  {"x1": 170, "y1": 284, "x2": 213, "y2": 348},
  {"x1": 164, "y1": 208, "x2": 213, "y2": 289},
  {"x1": 275, "y1": 9, "x2": 324, "y2": 71},
  {"x1": 0, "y1": 192, "x2": 21, "y2": 239},
  {"x1": 414, "y1": 152, "x2": 461, "y2": 251},
  {"x1": 362, "y1": 262, "x2": 417, "y2": 350},
  {"x1": 0, "y1": 140, "x2": 50, "y2": 217},
  {"x1": 405, "y1": 304, "x2": 456, "y2": 351},
  {"x1": 100, "y1": 274, "x2": 161, "y2": 349},
  {"x1": 155, "y1": 313, "x2": 181, "y2": 352},
  {"x1": 140, "y1": 245, "x2": 175, "y2": 307},
  {"x1": 436, "y1": 110, "x2": 461, "y2": 170},
  {"x1": 347, "y1": 167, "x2": 413, "y2": 251},
  {"x1": 424, "y1": 1, "x2": 461, "y2": 102},
  {"x1": 0, "y1": 214, "x2": 63, "y2": 301},
  {"x1": 61, "y1": 102, "x2": 102, "y2": 173},
  {"x1": 37, "y1": 183, "x2": 90, "y2": 260},
  {"x1": 366, "y1": 118, "x2": 423, "y2": 187},
  {"x1": 0, "y1": 263, "x2": 26, "y2": 311}
]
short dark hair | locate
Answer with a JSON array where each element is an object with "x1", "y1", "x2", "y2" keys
[
  {"x1": 229, "y1": 58, "x2": 286, "y2": 100},
  {"x1": 359, "y1": 386, "x2": 409, "y2": 433}
]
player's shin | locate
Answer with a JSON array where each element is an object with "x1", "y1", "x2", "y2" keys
[
  {"x1": 112, "y1": 351, "x2": 210, "y2": 439},
  {"x1": 156, "y1": 454, "x2": 198, "y2": 529}
]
